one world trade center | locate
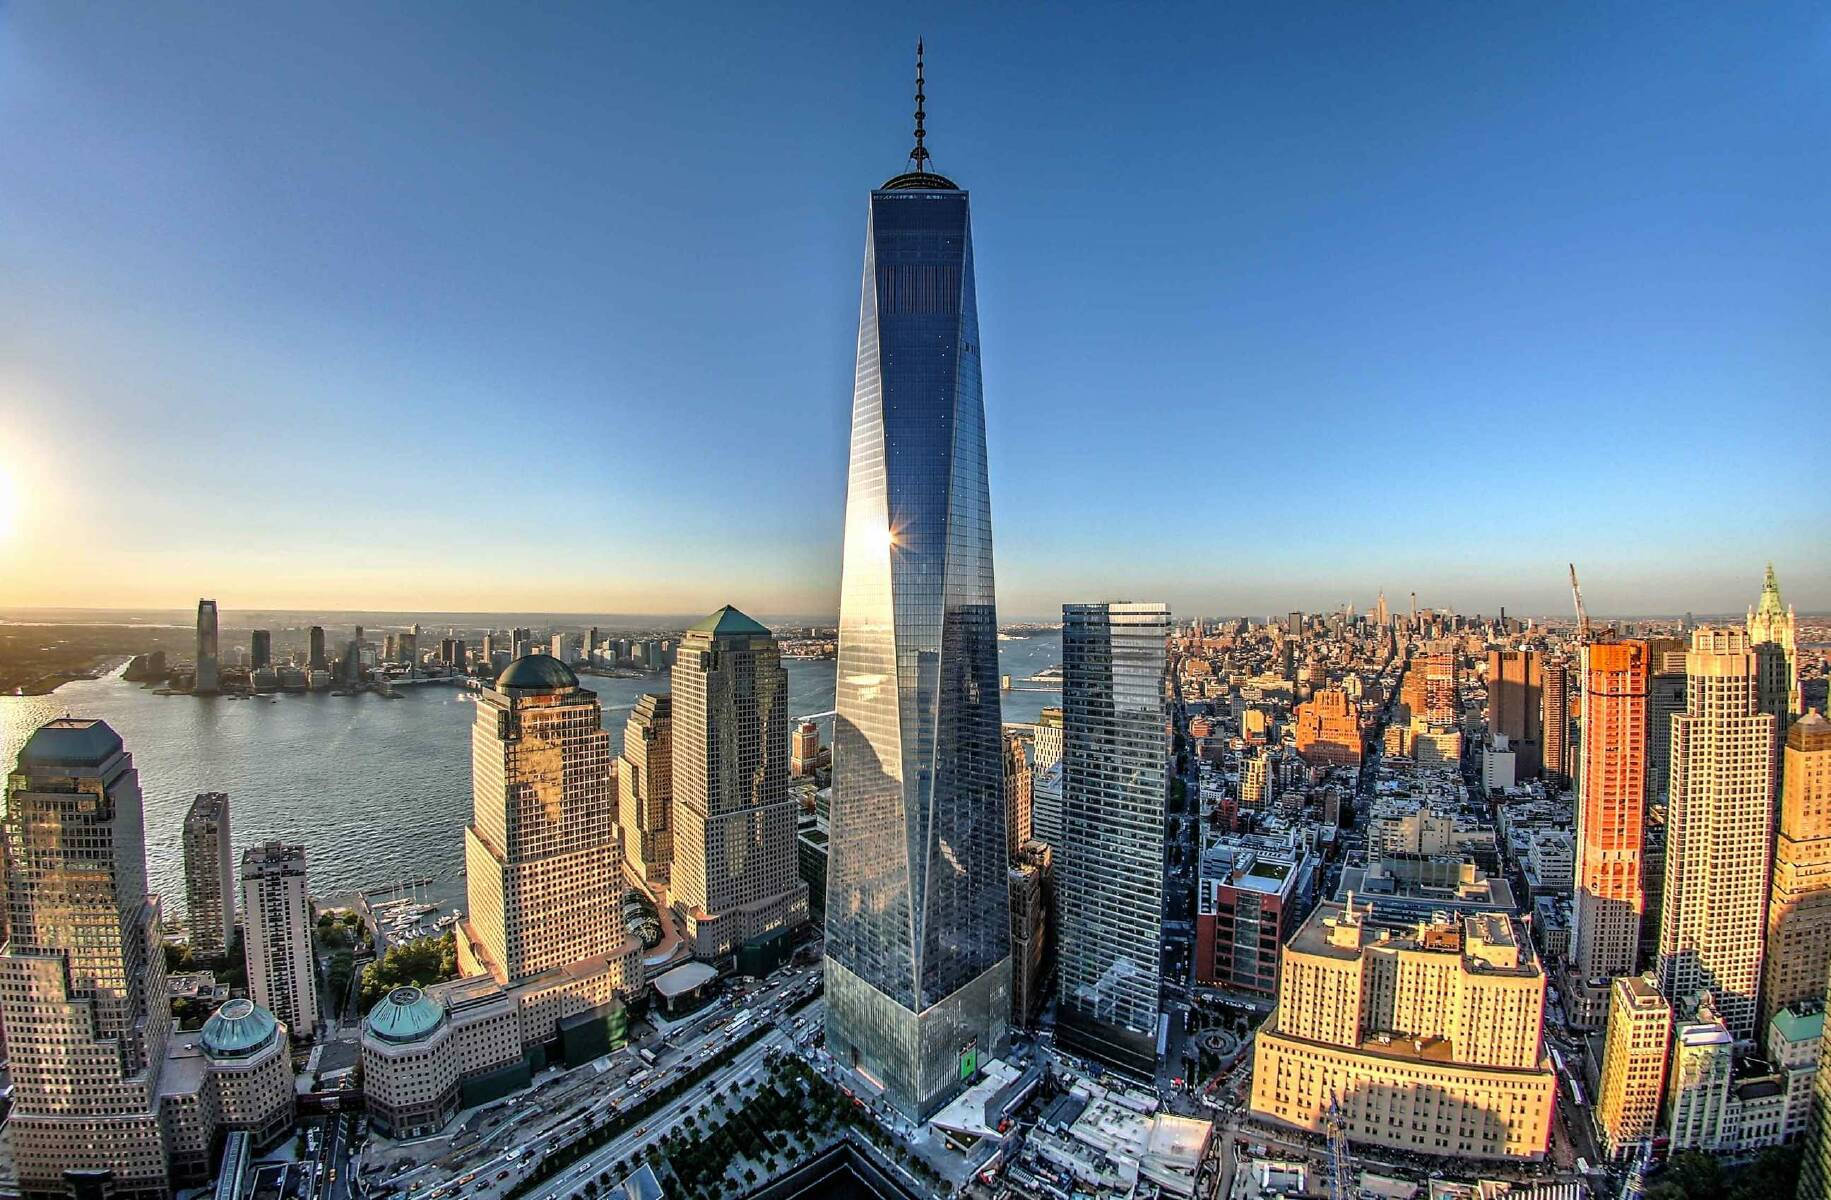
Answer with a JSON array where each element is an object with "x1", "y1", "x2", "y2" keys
[{"x1": 824, "y1": 44, "x2": 1012, "y2": 1118}]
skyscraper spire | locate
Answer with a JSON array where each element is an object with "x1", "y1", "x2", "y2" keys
[
  {"x1": 910, "y1": 38, "x2": 929, "y2": 171},
  {"x1": 883, "y1": 39, "x2": 956, "y2": 190}
]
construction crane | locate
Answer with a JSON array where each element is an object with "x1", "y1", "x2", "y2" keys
[
  {"x1": 1324, "y1": 1094, "x2": 1354, "y2": 1200},
  {"x1": 1568, "y1": 562, "x2": 1592, "y2": 645}
]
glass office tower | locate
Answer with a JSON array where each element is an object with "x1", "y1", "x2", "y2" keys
[
  {"x1": 824, "y1": 108, "x2": 1012, "y2": 1118},
  {"x1": 1058, "y1": 602, "x2": 1171, "y2": 1076}
]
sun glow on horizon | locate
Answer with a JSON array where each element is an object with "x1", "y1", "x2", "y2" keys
[{"x1": 0, "y1": 464, "x2": 17, "y2": 541}]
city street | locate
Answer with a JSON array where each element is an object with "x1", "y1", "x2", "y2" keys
[{"x1": 361, "y1": 964, "x2": 823, "y2": 1200}]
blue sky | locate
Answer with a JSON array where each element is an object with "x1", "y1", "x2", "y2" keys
[{"x1": 1, "y1": 2, "x2": 1826, "y2": 619}]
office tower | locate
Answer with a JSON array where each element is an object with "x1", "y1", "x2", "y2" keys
[
  {"x1": 399, "y1": 629, "x2": 417, "y2": 665},
  {"x1": 195, "y1": 597, "x2": 220, "y2": 693},
  {"x1": 1374, "y1": 591, "x2": 1388, "y2": 630},
  {"x1": 1748, "y1": 563, "x2": 1800, "y2": 717},
  {"x1": 1057, "y1": 601, "x2": 1170, "y2": 1076},
  {"x1": 1487, "y1": 651, "x2": 1544, "y2": 778},
  {"x1": 1666, "y1": 1005, "x2": 1735, "y2": 1152},
  {"x1": 308, "y1": 624, "x2": 327, "y2": 671},
  {"x1": 825, "y1": 51, "x2": 1012, "y2": 1119},
  {"x1": 1009, "y1": 841, "x2": 1052, "y2": 1029},
  {"x1": 550, "y1": 633, "x2": 568, "y2": 662},
  {"x1": 1542, "y1": 661, "x2": 1570, "y2": 779},
  {"x1": 250, "y1": 629, "x2": 271, "y2": 670},
  {"x1": 1292, "y1": 687, "x2": 1361, "y2": 767},
  {"x1": 342, "y1": 638, "x2": 362, "y2": 684},
  {"x1": 1, "y1": 719, "x2": 173, "y2": 1196},
  {"x1": 1763, "y1": 710, "x2": 1831, "y2": 1025},
  {"x1": 1409, "y1": 591, "x2": 1418, "y2": 627},
  {"x1": 1248, "y1": 903, "x2": 1556, "y2": 1160},
  {"x1": 1004, "y1": 732, "x2": 1032, "y2": 860},
  {"x1": 670, "y1": 606, "x2": 807, "y2": 963},
  {"x1": 790, "y1": 720, "x2": 823, "y2": 777},
  {"x1": 1286, "y1": 611, "x2": 1303, "y2": 638},
  {"x1": 617, "y1": 693, "x2": 674, "y2": 889},
  {"x1": 183, "y1": 791, "x2": 235, "y2": 958},
  {"x1": 1656, "y1": 628, "x2": 1779, "y2": 1039},
  {"x1": 242, "y1": 841, "x2": 319, "y2": 1036},
  {"x1": 1595, "y1": 974, "x2": 1672, "y2": 1161},
  {"x1": 364, "y1": 656, "x2": 639, "y2": 1139},
  {"x1": 459, "y1": 654, "x2": 632, "y2": 985},
  {"x1": 480, "y1": 633, "x2": 495, "y2": 668},
  {"x1": 1195, "y1": 832, "x2": 1314, "y2": 999},
  {"x1": 1570, "y1": 639, "x2": 1649, "y2": 1029},
  {"x1": 587, "y1": 626, "x2": 600, "y2": 663}
]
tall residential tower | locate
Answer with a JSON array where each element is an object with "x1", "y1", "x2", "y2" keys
[
  {"x1": 182, "y1": 791, "x2": 234, "y2": 958},
  {"x1": 825, "y1": 45, "x2": 1013, "y2": 1118},
  {"x1": 1656, "y1": 628, "x2": 1779, "y2": 1039},
  {"x1": 1057, "y1": 601, "x2": 1171, "y2": 1075},
  {"x1": 1570, "y1": 639, "x2": 1649, "y2": 1028},
  {"x1": 242, "y1": 841, "x2": 318, "y2": 1036}
]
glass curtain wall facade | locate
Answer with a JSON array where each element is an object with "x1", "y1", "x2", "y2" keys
[
  {"x1": 1058, "y1": 602, "x2": 1171, "y2": 1076},
  {"x1": 825, "y1": 173, "x2": 1011, "y2": 1119}
]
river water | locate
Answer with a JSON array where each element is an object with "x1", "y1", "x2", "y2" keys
[{"x1": 0, "y1": 634, "x2": 1060, "y2": 921}]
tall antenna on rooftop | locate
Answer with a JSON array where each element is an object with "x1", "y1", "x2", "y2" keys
[{"x1": 909, "y1": 39, "x2": 930, "y2": 172}]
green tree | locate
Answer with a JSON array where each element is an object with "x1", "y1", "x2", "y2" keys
[
  {"x1": 358, "y1": 932, "x2": 459, "y2": 1008},
  {"x1": 1648, "y1": 1151, "x2": 1726, "y2": 1200},
  {"x1": 1729, "y1": 1146, "x2": 1801, "y2": 1200}
]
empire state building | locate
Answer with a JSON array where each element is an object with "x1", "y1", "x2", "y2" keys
[{"x1": 823, "y1": 44, "x2": 1013, "y2": 1118}]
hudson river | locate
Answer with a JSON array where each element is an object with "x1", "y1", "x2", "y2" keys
[{"x1": 0, "y1": 634, "x2": 1061, "y2": 921}]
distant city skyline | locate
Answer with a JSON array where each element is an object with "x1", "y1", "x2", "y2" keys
[{"x1": 2, "y1": 5, "x2": 1825, "y2": 617}]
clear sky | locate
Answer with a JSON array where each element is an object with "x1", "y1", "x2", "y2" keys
[{"x1": 1, "y1": 3, "x2": 1825, "y2": 620}]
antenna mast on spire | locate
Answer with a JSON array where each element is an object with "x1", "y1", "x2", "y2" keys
[{"x1": 910, "y1": 38, "x2": 930, "y2": 171}]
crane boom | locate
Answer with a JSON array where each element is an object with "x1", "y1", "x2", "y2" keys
[{"x1": 1569, "y1": 563, "x2": 1592, "y2": 644}]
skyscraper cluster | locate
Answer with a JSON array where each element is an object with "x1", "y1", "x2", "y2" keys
[
  {"x1": 1580, "y1": 568, "x2": 1827, "y2": 1163},
  {"x1": 1, "y1": 721, "x2": 293, "y2": 1198}
]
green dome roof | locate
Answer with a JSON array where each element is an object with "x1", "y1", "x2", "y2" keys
[
  {"x1": 496, "y1": 654, "x2": 578, "y2": 692},
  {"x1": 200, "y1": 998, "x2": 280, "y2": 1058},
  {"x1": 365, "y1": 985, "x2": 446, "y2": 1044}
]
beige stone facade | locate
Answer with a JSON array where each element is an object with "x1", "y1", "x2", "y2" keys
[
  {"x1": 1248, "y1": 902, "x2": 1554, "y2": 1161},
  {"x1": 360, "y1": 978, "x2": 521, "y2": 1139},
  {"x1": 377, "y1": 656, "x2": 641, "y2": 1141},
  {"x1": 1595, "y1": 973, "x2": 1670, "y2": 1161},
  {"x1": 1763, "y1": 711, "x2": 1831, "y2": 1026},
  {"x1": 458, "y1": 655, "x2": 631, "y2": 986}
]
